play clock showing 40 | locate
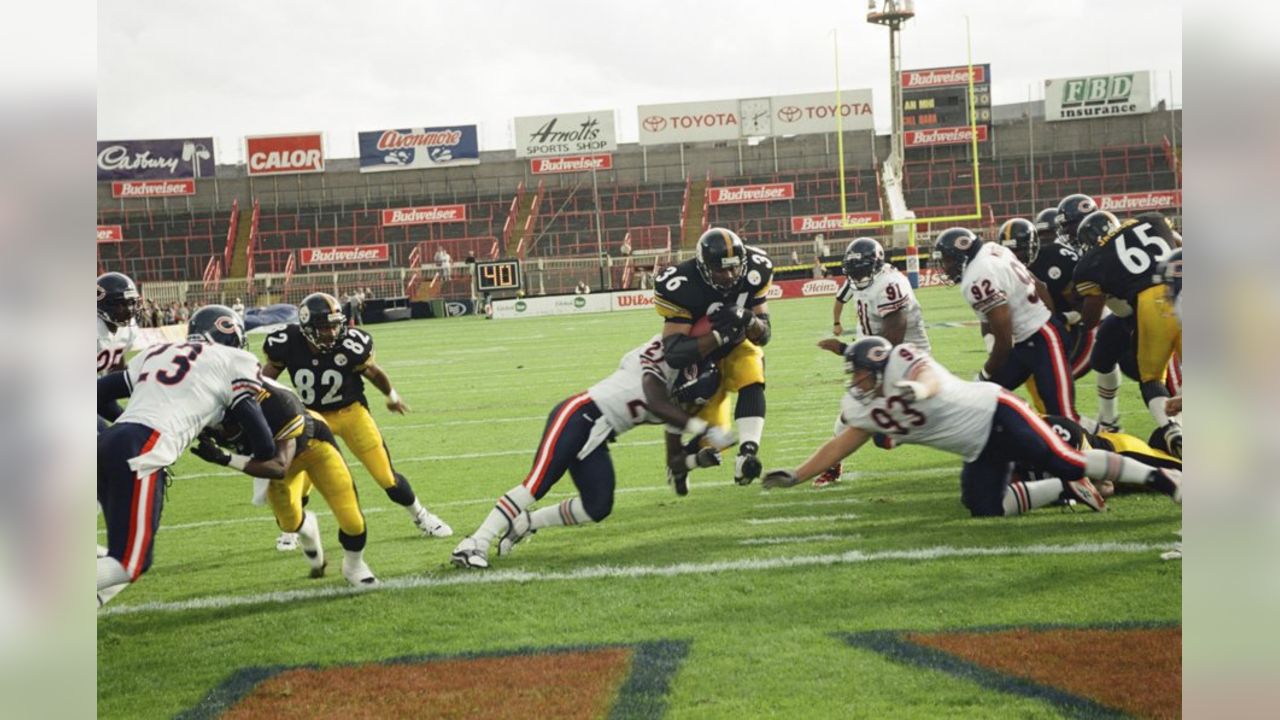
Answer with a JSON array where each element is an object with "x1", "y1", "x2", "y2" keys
[{"x1": 474, "y1": 259, "x2": 522, "y2": 292}]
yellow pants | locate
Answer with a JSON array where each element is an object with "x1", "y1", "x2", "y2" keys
[
  {"x1": 268, "y1": 438, "x2": 366, "y2": 537},
  {"x1": 318, "y1": 402, "x2": 397, "y2": 490},
  {"x1": 1098, "y1": 429, "x2": 1182, "y2": 470},
  {"x1": 1134, "y1": 285, "x2": 1182, "y2": 384},
  {"x1": 697, "y1": 340, "x2": 766, "y2": 429}
]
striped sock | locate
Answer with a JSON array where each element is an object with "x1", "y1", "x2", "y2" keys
[
  {"x1": 1096, "y1": 368, "x2": 1121, "y2": 425},
  {"x1": 530, "y1": 498, "x2": 593, "y2": 530},
  {"x1": 1084, "y1": 449, "x2": 1155, "y2": 486},
  {"x1": 1002, "y1": 479, "x2": 1067, "y2": 515},
  {"x1": 473, "y1": 485, "x2": 534, "y2": 546}
]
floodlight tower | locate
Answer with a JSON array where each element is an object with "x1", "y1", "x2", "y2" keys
[{"x1": 866, "y1": 0, "x2": 915, "y2": 171}]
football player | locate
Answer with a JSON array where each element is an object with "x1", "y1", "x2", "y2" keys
[
  {"x1": 263, "y1": 292, "x2": 451, "y2": 543},
  {"x1": 450, "y1": 335, "x2": 733, "y2": 569},
  {"x1": 1028, "y1": 414, "x2": 1181, "y2": 494},
  {"x1": 96, "y1": 306, "x2": 276, "y2": 606},
  {"x1": 934, "y1": 227, "x2": 1080, "y2": 422},
  {"x1": 820, "y1": 237, "x2": 931, "y2": 487},
  {"x1": 1054, "y1": 193, "x2": 1099, "y2": 251},
  {"x1": 1071, "y1": 211, "x2": 1183, "y2": 456},
  {"x1": 97, "y1": 272, "x2": 139, "y2": 377},
  {"x1": 190, "y1": 378, "x2": 378, "y2": 587},
  {"x1": 654, "y1": 227, "x2": 773, "y2": 485},
  {"x1": 761, "y1": 337, "x2": 1182, "y2": 518}
]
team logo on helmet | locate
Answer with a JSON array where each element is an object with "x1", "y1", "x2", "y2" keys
[
  {"x1": 214, "y1": 316, "x2": 239, "y2": 334},
  {"x1": 954, "y1": 233, "x2": 975, "y2": 251},
  {"x1": 866, "y1": 345, "x2": 890, "y2": 363},
  {"x1": 97, "y1": 285, "x2": 106, "y2": 302},
  {"x1": 298, "y1": 306, "x2": 311, "y2": 324},
  {"x1": 1079, "y1": 198, "x2": 1096, "y2": 213}
]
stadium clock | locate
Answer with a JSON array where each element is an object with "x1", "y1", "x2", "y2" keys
[{"x1": 474, "y1": 259, "x2": 522, "y2": 292}]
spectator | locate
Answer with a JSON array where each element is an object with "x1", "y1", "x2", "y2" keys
[
  {"x1": 231, "y1": 297, "x2": 245, "y2": 319},
  {"x1": 434, "y1": 248, "x2": 453, "y2": 280},
  {"x1": 812, "y1": 256, "x2": 828, "y2": 279},
  {"x1": 574, "y1": 280, "x2": 591, "y2": 295},
  {"x1": 176, "y1": 302, "x2": 190, "y2": 323},
  {"x1": 636, "y1": 268, "x2": 651, "y2": 290},
  {"x1": 790, "y1": 250, "x2": 801, "y2": 266},
  {"x1": 619, "y1": 237, "x2": 633, "y2": 256}
]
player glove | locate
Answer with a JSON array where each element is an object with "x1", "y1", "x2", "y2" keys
[
  {"x1": 762, "y1": 469, "x2": 802, "y2": 489},
  {"x1": 711, "y1": 305, "x2": 750, "y2": 343},
  {"x1": 872, "y1": 432, "x2": 897, "y2": 450},
  {"x1": 192, "y1": 437, "x2": 231, "y2": 466}
]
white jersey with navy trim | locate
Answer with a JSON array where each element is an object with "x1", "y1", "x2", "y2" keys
[
  {"x1": 587, "y1": 334, "x2": 681, "y2": 437},
  {"x1": 960, "y1": 243, "x2": 1051, "y2": 343},
  {"x1": 117, "y1": 342, "x2": 264, "y2": 473},
  {"x1": 837, "y1": 343, "x2": 1000, "y2": 461},
  {"x1": 97, "y1": 317, "x2": 137, "y2": 376},
  {"x1": 836, "y1": 267, "x2": 930, "y2": 353}
]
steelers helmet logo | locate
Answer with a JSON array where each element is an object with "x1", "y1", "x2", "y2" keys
[
  {"x1": 334, "y1": 353, "x2": 348, "y2": 367},
  {"x1": 867, "y1": 345, "x2": 890, "y2": 363},
  {"x1": 214, "y1": 316, "x2": 239, "y2": 334},
  {"x1": 299, "y1": 306, "x2": 311, "y2": 324}
]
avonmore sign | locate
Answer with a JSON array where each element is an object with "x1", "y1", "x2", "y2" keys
[
  {"x1": 1096, "y1": 191, "x2": 1181, "y2": 213},
  {"x1": 245, "y1": 133, "x2": 325, "y2": 176},
  {"x1": 904, "y1": 125, "x2": 989, "y2": 148},
  {"x1": 111, "y1": 179, "x2": 196, "y2": 198},
  {"x1": 299, "y1": 244, "x2": 390, "y2": 266},
  {"x1": 531, "y1": 154, "x2": 613, "y2": 175},
  {"x1": 790, "y1": 211, "x2": 882, "y2": 234},
  {"x1": 708, "y1": 183, "x2": 795, "y2": 205},
  {"x1": 381, "y1": 205, "x2": 467, "y2": 227}
]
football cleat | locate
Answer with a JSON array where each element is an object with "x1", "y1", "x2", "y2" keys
[
  {"x1": 668, "y1": 468, "x2": 690, "y2": 496},
  {"x1": 1146, "y1": 468, "x2": 1182, "y2": 505},
  {"x1": 735, "y1": 442, "x2": 762, "y2": 485},
  {"x1": 498, "y1": 510, "x2": 535, "y2": 556},
  {"x1": 1094, "y1": 419, "x2": 1123, "y2": 435},
  {"x1": 276, "y1": 532, "x2": 299, "y2": 551},
  {"x1": 814, "y1": 463, "x2": 842, "y2": 489},
  {"x1": 97, "y1": 544, "x2": 108, "y2": 559},
  {"x1": 413, "y1": 507, "x2": 454, "y2": 538},
  {"x1": 297, "y1": 511, "x2": 326, "y2": 577},
  {"x1": 341, "y1": 558, "x2": 380, "y2": 588},
  {"x1": 450, "y1": 536, "x2": 490, "y2": 569},
  {"x1": 1161, "y1": 422, "x2": 1183, "y2": 459},
  {"x1": 1062, "y1": 478, "x2": 1107, "y2": 512}
]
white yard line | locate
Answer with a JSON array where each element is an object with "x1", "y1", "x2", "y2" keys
[
  {"x1": 738, "y1": 534, "x2": 858, "y2": 545},
  {"x1": 755, "y1": 498, "x2": 863, "y2": 508},
  {"x1": 99, "y1": 541, "x2": 1171, "y2": 617},
  {"x1": 745, "y1": 514, "x2": 860, "y2": 525}
]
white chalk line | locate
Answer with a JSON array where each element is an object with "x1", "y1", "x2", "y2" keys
[
  {"x1": 755, "y1": 497, "x2": 863, "y2": 508},
  {"x1": 738, "y1": 534, "x2": 860, "y2": 546},
  {"x1": 745, "y1": 514, "x2": 860, "y2": 525},
  {"x1": 99, "y1": 541, "x2": 1171, "y2": 617}
]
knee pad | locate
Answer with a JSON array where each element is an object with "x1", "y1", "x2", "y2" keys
[{"x1": 338, "y1": 529, "x2": 367, "y2": 552}]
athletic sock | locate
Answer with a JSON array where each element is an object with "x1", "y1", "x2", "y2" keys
[
  {"x1": 736, "y1": 416, "x2": 765, "y2": 449},
  {"x1": 1002, "y1": 479, "x2": 1066, "y2": 515},
  {"x1": 473, "y1": 485, "x2": 534, "y2": 546},
  {"x1": 96, "y1": 556, "x2": 131, "y2": 591},
  {"x1": 404, "y1": 498, "x2": 424, "y2": 519},
  {"x1": 529, "y1": 497, "x2": 593, "y2": 530},
  {"x1": 1084, "y1": 449, "x2": 1156, "y2": 486},
  {"x1": 1146, "y1": 396, "x2": 1171, "y2": 426},
  {"x1": 1096, "y1": 368, "x2": 1121, "y2": 425}
]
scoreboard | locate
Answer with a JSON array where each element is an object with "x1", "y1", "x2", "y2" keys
[
  {"x1": 900, "y1": 64, "x2": 992, "y2": 147},
  {"x1": 474, "y1": 259, "x2": 522, "y2": 292}
]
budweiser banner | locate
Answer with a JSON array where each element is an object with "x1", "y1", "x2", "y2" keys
[
  {"x1": 790, "y1": 211, "x2": 882, "y2": 234},
  {"x1": 530, "y1": 154, "x2": 613, "y2": 174},
  {"x1": 1045, "y1": 71, "x2": 1154, "y2": 121},
  {"x1": 708, "y1": 183, "x2": 795, "y2": 205},
  {"x1": 769, "y1": 89, "x2": 875, "y2": 135},
  {"x1": 513, "y1": 110, "x2": 616, "y2": 158},
  {"x1": 110, "y1": 179, "x2": 196, "y2": 198},
  {"x1": 96, "y1": 225, "x2": 123, "y2": 243},
  {"x1": 299, "y1": 244, "x2": 390, "y2": 265},
  {"x1": 1096, "y1": 190, "x2": 1181, "y2": 213},
  {"x1": 245, "y1": 132, "x2": 325, "y2": 176},
  {"x1": 96, "y1": 137, "x2": 215, "y2": 181},
  {"x1": 357, "y1": 125, "x2": 480, "y2": 172},
  {"x1": 380, "y1": 205, "x2": 467, "y2": 227},
  {"x1": 900, "y1": 64, "x2": 989, "y2": 90},
  {"x1": 638, "y1": 98, "x2": 740, "y2": 145},
  {"x1": 903, "y1": 125, "x2": 990, "y2": 148}
]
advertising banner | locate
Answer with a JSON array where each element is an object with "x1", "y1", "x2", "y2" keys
[
  {"x1": 638, "y1": 98, "x2": 741, "y2": 145},
  {"x1": 245, "y1": 132, "x2": 325, "y2": 176},
  {"x1": 770, "y1": 89, "x2": 875, "y2": 135},
  {"x1": 513, "y1": 110, "x2": 616, "y2": 158},
  {"x1": 708, "y1": 183, "x2": 795, "y2": 205},
  {"x1": 96, "y1": 225, "x2": 123, "y2": 243},
  {"x1": 110, "y1": 179, "x2": 196, "y2": 198},
  {"x1": 357, "y1": 125, "x2": 480, "y2": 172},
  {"x1": 610, "y1": 290, "x2": 655, "y2": 312},
  {"x1": 769, "y1": 278, "x2": 842, "y2": 299},
  {"x1": 492, "y1": 292, "x2": 612, "y2": 319},
  {"x1": 299, "y1": 244, "x2": 390, "y2": 266},
  {"x1": 1045, "y1": 71, "x2": 1153, "y2": 121},
  {"x1": 900, "y1": 64, "x2": 988, "y2": 89},
  {"x1": 903, "y1": 125, "x2": 989, "y2": 148},
  {"x1": 530, "y1": 154, "x2": 613, "y2": 174},
  {"x1": 790, "y1": 211, "x2": 882, "y2": 234},
  {"x1": 380, "y1": 205, "x2": 467, "y2": 227},
  {"x1": 1095, "y1": 190, "x2": 1181, "y2": 213},
  {"x1": 96, "y1": 137, "x2": 215, "y2": 181}
]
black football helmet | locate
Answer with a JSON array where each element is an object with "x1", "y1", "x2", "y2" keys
[
  {"x1": 1158, "y1": 248, "x2": 1183, "y2": 301},
  {"x1": 1034, "y1": 207, "x2": 1059, "y2": 244},
  {"x1": 844, "y1": 336, "x2": 893, "y2": 403},
  {"x1": 298, "y1": 292, "x2": 346, "y2": 351},
  {"x1": 1074, "y1": 210, "x2": 1121, "y2": 250},
  {"x1": 673, "y1": 361, "x2": 721, "y2": 413},
  {"x1": 97, "y1": 272, "x2": 139, "y2": 327},
  {"x1": 1054, "y1": 194, "x2": 1098, "y2": 244},
  {"x1": 842, "y1": 237, "x2": 886, "y2": 290},
  {"x1": 997, "y1": 218, "x2": 1039, "y2": 265},
  {"x1": 931, "y1": 227, "x2": 983, "y2": 285},
  {"x1": 695, "y1": 227, "x2": 748, "y2": 293},
  {"x1": 187, "y1": 305, "x2": 246, "y2": 348}
]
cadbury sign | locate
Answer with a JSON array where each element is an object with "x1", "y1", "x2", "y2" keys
[
  {"x1": 96, "y1": 137, "x2": 215, "y2": 181},
  {"x1": 299, "y1": 245, "x2": 390, "y2": 266}
]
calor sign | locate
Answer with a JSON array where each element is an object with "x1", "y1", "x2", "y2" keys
[
  {"x1": 245, "y1": 133, "x2": 325, "y2": 175},
  {"x1": 708, "y1": 183, "x2": 795, "y2": 205},
  {"x1": 299, "y1": 244, "x2": 390, "y2": 265},
  {"x1": 790, "y1": 212, "x2": 882, "y2": 234},
  {"x1": 380, "y1": 205, "x2": 467, "y2": 227}
]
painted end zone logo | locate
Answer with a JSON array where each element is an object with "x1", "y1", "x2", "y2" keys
[
  {"x1": 530, "y1": 154, "x2": 613, "y2": 175},
  {"x1": 111, "y1": 179, "x2": 196, "y2": 198},
  {"x1": 708, "y1": 183, "x2": 795, "y2": 205},
  {"x1": 300, "y1": 244, "x2": 390, "y2": 265},
  {"x1": 245, "y1": 133, "x2": 325, "y2": 175},
  {"x1": 790, "y1": 212, "x2": 882, "y2": 234},
  {"x1": 1096, "y1": 191, "x2": 1181, "y2": 212},
  {"x1": 381, "y1": 205, "x2": 467, "y2": 227},
  {"x1": 96, "y1": 225, "x2": 123, "y2": 243},
  {"x1": 904, "y1": 125, "x2": 989, "y2": 148}
]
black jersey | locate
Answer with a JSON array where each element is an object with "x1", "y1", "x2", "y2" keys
[
  {"x1": 1072, "y1": 215, "x2": 1179, "y2": 306},
  {"x1": 217, "y1": 378, "x2": 324, "y2": 455},
  {"x1": 1028, "y1": 240, "x2": 1080, "y2": 315},
  {"x1": 652, "y1": 246, "x2": 774, "y2": 323},
  {"x1": 262, "y1": 324, "x2": 375, "y2": 412}
]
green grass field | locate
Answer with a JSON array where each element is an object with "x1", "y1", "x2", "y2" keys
[{"x1": 97, "y1": 287, "x2": 1181, "y2": 719}]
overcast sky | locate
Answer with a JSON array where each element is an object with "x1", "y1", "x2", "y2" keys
[{"x1": 98, "y1": 0, "x2": 1182, "y2": 162}]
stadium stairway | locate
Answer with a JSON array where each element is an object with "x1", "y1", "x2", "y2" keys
[
  {"x1": 508, "y1": 189, "x2": 539, "y2": 256},
  {"x1": 681, "y1": 177, "x2": 708, "y2": 247},
  {"x1": 227, "y1": 207, "x2": 255, "y2": 278}
]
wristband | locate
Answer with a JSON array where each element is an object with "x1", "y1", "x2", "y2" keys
[
  {"x1": 228, "y1": 454, "x2": 250, "y2": 471},
  {"x1": 388, "y1": 389, "x2": 402, "y2": 405},
  {"x1": 684, "y1": 417, "x2": 708, "y2": 436}
]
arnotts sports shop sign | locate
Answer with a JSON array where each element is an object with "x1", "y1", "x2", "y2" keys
[
  {"x1": 708, "y1": 183, "x2": 795, "y2": 205},
  {"x1": 1096, "y1": 190, "x2": 1181, "y2": 213},
  {"x1": 530, "y1": 154, "x2": 613, "y2": 174},
  {"x1": 380, "y1": 205, "x2": 467, "y2": 227},
  {"x1": 97, "y1": 137, "x2": 215, "y2": 181},
  {"x1": 513, "y1": 110, "x2": 616, "y2": 158},
  {"x1": 1045, "y1": 71, "x2": 1153, "y2": 122},
  {"x1": 790, "y1": 211, "x2": 882, "y2": 234},
  {"x1": 299, "y1": 244, "x2": 390, "y2": 265},
  {"x1": 244, "y1": 133, "x2": 325, "y2": 176}
]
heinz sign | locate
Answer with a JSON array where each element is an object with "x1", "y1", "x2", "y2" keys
[
  {"x1": 708, "y1": 183, "x2": 795, "y2": 205},
  {"x1": 299, "y1": 244, "x2": 390, "y2": 265},
  {"x1": 245, "y1": 133, "x2": 325, "y2": 176},
  {"x1": 380, "y1": 205, "x2": 467, "y2": 227},
  {"x1": 790, "y1": 212, "x2": 882, "y2": 234}
]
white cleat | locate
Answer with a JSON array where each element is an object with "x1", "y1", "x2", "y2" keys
[
  {"x1": 1063, "y1": 478, "x2": 1107, "y2": 512},
  {"x1": 276, "y1": 532, "x2": 299, "y2": 551},
  {"x1": 297, "y1": 511, "x2": 326, "y2": 578},
  {"x1": 498, "y1": 510, "x2": 534, "y2": 557},
  {"x1": 413, "y1": 507, "x2": 454, "y2": 538},
  {"x1": 341, "y1": 558, "x2": 380, "y2": 588},
  {"x1": 450, "y1": 536, "x2": 490, "y2": 569},
  {"x1": 97, "y1": 544, "x2": 109, "y2": 559}
]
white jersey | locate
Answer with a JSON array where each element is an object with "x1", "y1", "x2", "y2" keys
[
  {"x1": 116, "y1": 342, "x2": 265, "y2": 473},
  {"x1": 588, "y1": 334, "x2": 681, "y2": 437},
  {"x1": 837, "y1": 343, "x2": 1001, "y2": 461},
  {"x1": 835, "y1": 267, "x2": 931, "y2": 353},
  {"x1": 97, "y1": 317, "x2": 137, "y2": 376},
  {"x1": 960, "y1": 243, "x2": 1051, "y2": 343}
]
